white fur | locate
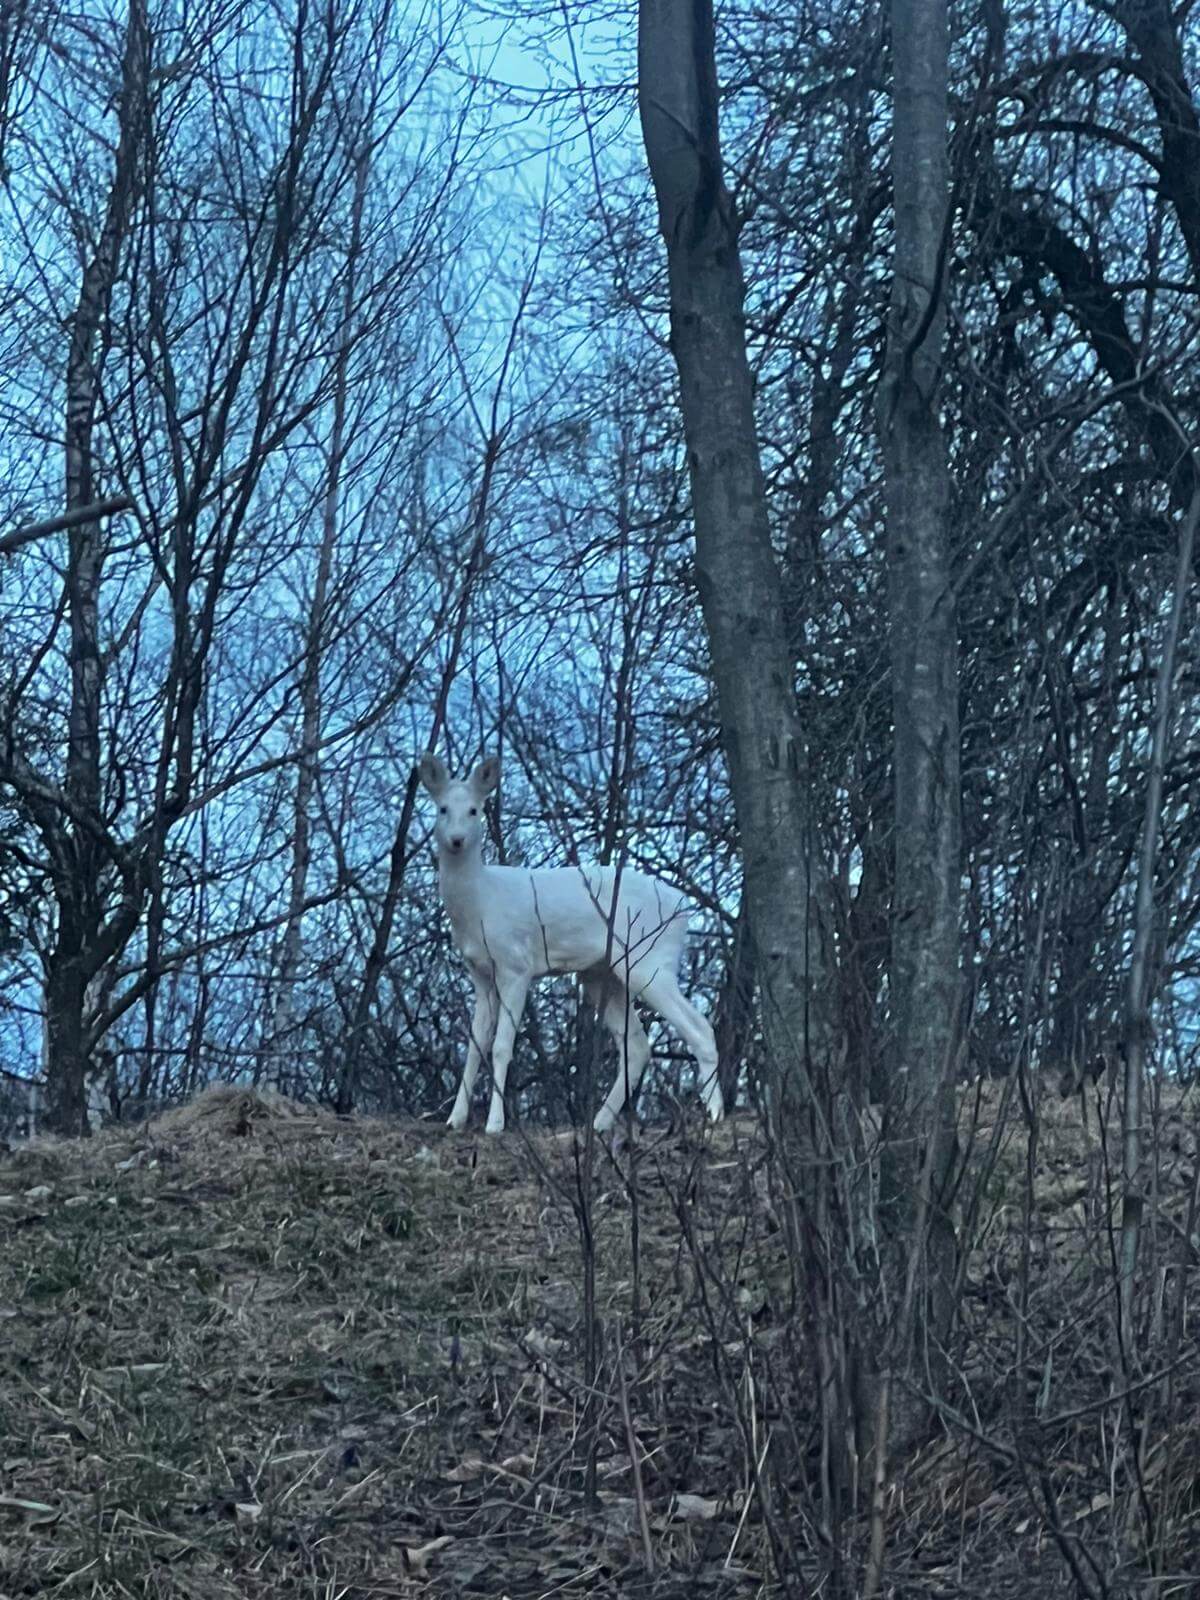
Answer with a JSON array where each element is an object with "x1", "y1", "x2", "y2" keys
[{"x1": 418, "y1": 753, "x2": 724, "y2": 1134}]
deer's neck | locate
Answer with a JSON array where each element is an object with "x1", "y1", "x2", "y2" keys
[{"x1": 438, "y1": 848, "x2": 487, "y2": 942}]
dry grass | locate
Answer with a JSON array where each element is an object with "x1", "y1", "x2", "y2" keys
[
  {"x1": 1, "y1": 1079, "x2": 1198, "y2": 1598},
  {"x1": 0, "y1": 1089, "x2": 769, "y2": 1598}
]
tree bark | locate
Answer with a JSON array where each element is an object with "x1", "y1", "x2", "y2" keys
[
  {"x1": 638, "y1": 0, "x2": 829, "y2": 1124},
  {"x1": 713, "y1": 901, "x2": 755, "y2": 1114},
  {"x1": 873, "y1": 0, "x2": 960, "y2": 1457},
  {"x1": 44, "y1": 939, "x2": 89, "y2": 1136}
]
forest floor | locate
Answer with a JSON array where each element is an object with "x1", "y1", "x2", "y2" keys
[{"x1": 1, "y1": 1079, "x2": 1198, "y2": 1599}]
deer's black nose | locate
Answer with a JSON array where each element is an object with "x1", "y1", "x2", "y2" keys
[{"x1": 449, "y1": 835, "x2": 464, "y2": 850}]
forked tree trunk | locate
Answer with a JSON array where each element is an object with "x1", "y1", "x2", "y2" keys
[
  {"x1": 871, "y1": 0, "x2": 960, "y2": 1472},
  {"x1": 638, "y1": 0, "x2": 829, "y2": 1122}
]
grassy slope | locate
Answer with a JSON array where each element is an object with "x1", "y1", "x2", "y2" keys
[{"x1": 1, "y1": 1083, "x2": 1198, "y2": 1597}]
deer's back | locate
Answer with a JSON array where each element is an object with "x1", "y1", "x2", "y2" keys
[{"x1": 476, "y1": 863, "x2": 689, "y2": 977}]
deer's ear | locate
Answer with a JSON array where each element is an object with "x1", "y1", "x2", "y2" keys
[
  {"x1": 417, "y1": 753, "x2": 450, "y2": 797},
  {"x1": 470, "y1": 755, "x2": 500, "y2": 799}
]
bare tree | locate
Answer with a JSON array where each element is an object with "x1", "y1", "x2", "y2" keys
[
  {"x1": 870, "y1": 0, "x2": 961, "y2": 1474},
  {"x1": 638, "y1": 0, "x2": 829, "y2": 1126},
  {"x1": 45, "y1": 0, "x2": 149, "y2": 1135},
  {"x1": 0, "y1": 0, "x2": 452, "y2": 1131}
]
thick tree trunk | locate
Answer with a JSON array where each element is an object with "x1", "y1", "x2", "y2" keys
[
  {"x1": 872, "y1": 0, "x2": 960, "y2": 1459},
  {"x1": 638, "y1": 0, "x2": 829, "y2": 1123},
  {"x1": 45, "y1": 942, "x2": 90, "y2": 1137}
]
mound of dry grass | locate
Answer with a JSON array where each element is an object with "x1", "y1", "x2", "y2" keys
[
  {"x1": 0, "y1": 1089, "x2": 770, "y2": 1598},
  {"x1": 1, "y1": 1080, "x2": 1198, "y2": 1598}
]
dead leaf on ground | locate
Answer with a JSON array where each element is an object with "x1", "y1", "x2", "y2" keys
[
  {"x1": 670, "y1": 1491, "x2": 723, "y2": 1521},
  {"x1": 100, "y1": 1362, "x2": 168, "y2": 1381},
  {"x1": 0, "y1": 1493, "x2": 60, "y2": 1526},
  {"x1": 1071, "y1": 1492, "x2": 1112, "y2": 1521},
  {"x1": 400, "y1": 1534, "x2": 453, "y2": 1573}
]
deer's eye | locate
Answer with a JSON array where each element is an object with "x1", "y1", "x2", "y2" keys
[
  {"x1": 440, "y1": 806, "x2": 448, "y2": 816},
  {"x1": 469, "y1": 807, "x2": 477, "y2": 817}
]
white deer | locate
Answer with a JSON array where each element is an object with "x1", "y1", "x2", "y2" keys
[{"x1": 418, "y1": 753, "x2": 724, "y2": 1134}]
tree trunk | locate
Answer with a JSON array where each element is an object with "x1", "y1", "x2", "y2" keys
[
  {"x1": 45, "y1": 942, "x2": 90, "y2": 1137},
  {"x1": 1119, "y1": 481, "x2": 1200, "y2": 1352},
  {"x1": 139, "y1": 875, "x2": 164, "y2": 1111},
  {"x1": 638, "y1": 0, "x2": 830, "y2": 1126},
  {"x1": 44, "y1": 0, "x2": 148, "y2": 1133},
  {"x1": 873, "y1": 0, "x2": 960, "y2": 1457},
  {"x1": 713, "y1": 901, "x2": 755, "y2": 1114}
]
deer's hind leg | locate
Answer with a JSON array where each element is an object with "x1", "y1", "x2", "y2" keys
[
  {"x1": 583, "y1": 969, "x2": 652, "y2": 1133},
  {"x1": 635, "y1": 971, "x2": 723, "y2": 1122}
]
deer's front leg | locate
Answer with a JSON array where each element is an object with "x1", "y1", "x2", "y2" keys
[
  {"x1": 449, "y1": 977, "x2": 498, "y2": 1130},
  {"x1": 486, "y1": 972, "x2": 530, "y2": 1134}
]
